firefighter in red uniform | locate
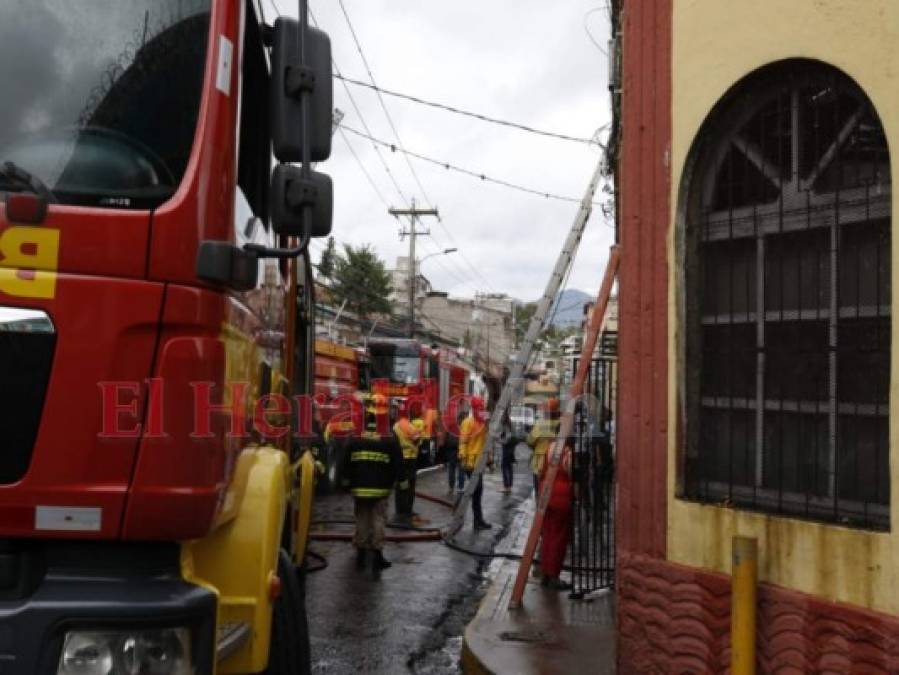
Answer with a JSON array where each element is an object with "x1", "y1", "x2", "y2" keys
[{"x1": 539, "y1": 439, "x2": 574, "y2": 590}]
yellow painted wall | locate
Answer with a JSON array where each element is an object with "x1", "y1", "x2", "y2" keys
[{"x1": 668, "y1": 0, "x2": 899, "y2": 614}]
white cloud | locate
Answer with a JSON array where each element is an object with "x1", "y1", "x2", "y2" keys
[{"x1": 272, "y1": 0, "x2": 614, "y2": 300}]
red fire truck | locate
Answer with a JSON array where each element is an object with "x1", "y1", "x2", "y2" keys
[
  {"x1": 0, "y1": 1, "x2": 330, "y2": 672},
  {"x1": 314, "y1": 339, "x2": 368, "y2": 418},
  {"x1": 313, "y1": 339, "x2": 369, "y2": 491},
  {"x1": 368, "y1": 338, "x2": 471, "y2": 461}
]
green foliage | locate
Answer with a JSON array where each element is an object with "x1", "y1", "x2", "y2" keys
[
  {"x1": 514, "y1": 302, "x2": 537, "y2": 345},
  {"x1": 331, "y1": 243, "x2": 392, "y2": 319},
  {"x1": 514, "y1": 301, "x2": 578, "y2": 354},
  {"x1": 318, "y1": 236, "x2": 336, "y2": 279}
]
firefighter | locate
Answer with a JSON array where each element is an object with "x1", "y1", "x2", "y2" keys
[
  {"x1": 527, "y1": 397, "x2": 561, "y2": 495},
  {"x1": 393, "y1": 403, "x2": 425, "y2": 524},
  {"x1": 459, "y1": 397, "x2": 493, "y2": 531},
  {"x1": 341, "y1": 398, "x2": 405, "y2": 573},
  {"x1": 539, "y1": 439, "x2": 574, "y2": 590}
]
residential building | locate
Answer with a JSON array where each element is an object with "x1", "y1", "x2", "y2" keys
[
  {"x1": 616, "y1": 2, "x2": 897, "y2": 671},
  {"x1": 419, "y1": 292, "x2": 515, "y2": 378}
]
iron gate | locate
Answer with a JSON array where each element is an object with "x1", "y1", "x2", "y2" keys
[{"x1": 568, "y1": 332, "x2": 616, "y2": 597}]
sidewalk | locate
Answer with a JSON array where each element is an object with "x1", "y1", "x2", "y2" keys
[{"x1": 462, "y1": 498, "x2": 616, "y2": 674}]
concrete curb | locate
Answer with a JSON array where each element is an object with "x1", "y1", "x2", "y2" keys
[{"x1": 460, "y1": 494, "x2": 617, "y2": 674}]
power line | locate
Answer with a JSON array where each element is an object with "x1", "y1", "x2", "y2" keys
[
  {"x1": 329, "y1": 1, "x2": 497, "y2": 293},
  {"x1": 335, "y1": 66, "x2": 411, "y2": 205},
  {"x1": 337, "y1": 126, "x2": 390, "y2": 206},
  {"x1": 309, "y1": 3, "x2": 500, "y2": 294},
  {"x1": 307, "y1": 6, "x2": 412, "y2": 207},
  {"x1": 583, "y1": 7, "x2": 610, "y2": 56},
  {"x1": 340, "y1": 124, "x2": 600, "y2": 205},
  {"x1": 310, "y1": 238, "x2": 470, "y2": 303},
  {"x1": 334, "y1": 74, "x2": 597, "y2": 146},
  {"x1": 336, "y1": 0, "x2": 435, "y2": 208},
  {"x1": 332, "y1": 73, "x2": 481, "y2": 291},
  {"x1": 333, "y1": 134, "x2": 473, "y2": 292}
]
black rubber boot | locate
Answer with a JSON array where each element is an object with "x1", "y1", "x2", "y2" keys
[
  {"x1": 355, "y1": 548, "x2": 368, "y2": 570},
  {"x1": 372, "y1": 549, "x2": 392, "y2": 570},
  {"x1": 473, "y1": 520, "x2": 493, "y2": 531}
]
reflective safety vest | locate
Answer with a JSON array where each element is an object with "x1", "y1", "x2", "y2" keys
[
  {"x1": 324, "y1": 417, "x2": 356, "y2": 443},
  {"x1": 394, "y1": 418, "x2": 423, "y2": 460},
  {"x1": 458, "y1": 415, "x2": 486, "y2": 472},
  {"x1": 527, "y1": 419, "x2": 560, "y2": 475},
  {"x1": 342, "y1": 431, "x2": 403, "y2": 499}
]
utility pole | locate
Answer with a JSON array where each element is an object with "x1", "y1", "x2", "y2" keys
[
  {"x1": 388, "y1": 198, "x2": 439, "y2": 337},
  {"x1": 486, "y1": 321, "x2": 491, "y2": 374}
]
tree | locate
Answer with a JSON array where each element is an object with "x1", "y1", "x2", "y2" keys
[
  {"x1": 318, "y1": 236, "x2": 336, "y2": 279},
  {"x1": 514, "y1": 301, "x2": 537, "y2": 345},
  {"x1": 331, "y1": 243, "x2": 392, "y2": 319}
]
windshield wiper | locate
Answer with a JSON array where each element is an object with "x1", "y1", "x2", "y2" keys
[{"x1": 0, "y1": 161, "x2": 55, "y2": 203}]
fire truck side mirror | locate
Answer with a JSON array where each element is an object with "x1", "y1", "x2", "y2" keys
[
  {"x1": 270, "y1": 165, "x2": 333, "y2": 238},
  {"x1": 271, "y1": 17, "x2": 333, "y2": 163}
]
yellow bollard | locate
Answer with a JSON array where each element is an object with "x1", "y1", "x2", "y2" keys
[{"x1": 731, "y1": 536, "x2": 757, "y2": 675}]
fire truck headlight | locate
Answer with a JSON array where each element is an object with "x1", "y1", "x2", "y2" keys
[{"x1": 58, "y1": 627, "x2": 192, "y2": 674}]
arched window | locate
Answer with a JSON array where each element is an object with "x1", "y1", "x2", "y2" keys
[{"x1": 681, "y1": 61, "x2": 891, "y2": 529}]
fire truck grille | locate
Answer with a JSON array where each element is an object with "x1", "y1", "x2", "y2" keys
[{"x1": 0, "y1": 309, "x2": 56, "y2": 484}]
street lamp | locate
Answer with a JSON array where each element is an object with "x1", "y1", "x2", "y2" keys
[
  {"x1": 411, "y1": 248, "x2": 458, "y2": 338},
  {"x1": 418, "y1": 248, "x2": 458, "y2": 266}
]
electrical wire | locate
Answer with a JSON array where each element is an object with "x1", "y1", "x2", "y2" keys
[
  {"x1": 330, "y1": 2, "x2": 496, "y2": 293},
  {"x1": 336, "y1": 0, "x2": 435, "y2": 209},
  {"x1": 337, "y1": 126, "x2": 390, "y2": 206},
  {"x1": 296, "y1": 3, "x2": 545, "y2": 295},
  {"x1": 312, "y1": 5, "x2": 496, "y2": 294},
  {"x1": 335, "y1": 66, "x2": 411, "y2": 206},
  {"x1": 340, "y1": 124, "x2": 600, "y2": 206},
  {"x1": 311, "y1": 9, "x2": 483, "y2": 291},
  {"x1": 311, "y1": 240, "x2": 471, "y2": 317},
  {"x1": 583, "y1": 7, "x2": 610, "y2": 56},
  {"x1": 334, "y1": 74, "x2": 597, "y2": 146},
  {"x1": 314, "y1": 240, "x2": 471, "y2": 310}
]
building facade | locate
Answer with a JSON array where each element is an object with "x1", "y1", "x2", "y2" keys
[
  {"x1": 388, "y1": 256, "x2": 433, "y2": 314},
  {"x1": 617, "y1": 2, "x2": 899, "y2": 672},
  {"x1": 419, "y1": 292, "x2": 515, "y2": 377}
]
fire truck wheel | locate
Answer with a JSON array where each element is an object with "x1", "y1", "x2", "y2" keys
[{"x1": 265, "y1": 550, "x2": 311, "y2": 675}]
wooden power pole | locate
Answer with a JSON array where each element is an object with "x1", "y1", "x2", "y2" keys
[{"x1": 389, "y1": 198, "x2": 439, "y2": 337}]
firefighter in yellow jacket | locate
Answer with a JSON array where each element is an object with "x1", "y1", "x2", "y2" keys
[
  {"x1": 527, "y1": 397, "x2": 561, "y2": 494},
  {"x1": 393, "y1": 404, "x2": 425, "y2": 523},
  {"x1": 459, "y1": 397, "x2": 493, "y2": 530}
]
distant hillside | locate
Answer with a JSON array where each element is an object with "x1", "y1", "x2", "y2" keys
[
  {"x1": 513, "y1": 289, "x2": 592, "y2": 330},
  {"x1": 549, "y1": 289, "x2": 591, "y2": 327}
]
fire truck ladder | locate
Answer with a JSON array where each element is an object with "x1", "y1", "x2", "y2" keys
[{"x1": 443, "y1": 154, "x2": 608, "y2": 538}]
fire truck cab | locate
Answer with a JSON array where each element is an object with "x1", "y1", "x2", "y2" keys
[
  {"x1": 368, "y1": 338, "x2": 471, "y2": 461},
  {"x1": 0, "y1": 0, "x2": 331, "y2": 672}
]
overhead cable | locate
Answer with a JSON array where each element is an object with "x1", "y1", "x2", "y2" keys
[
  {"x1": 337, "y1": 0, "x2": 435, "y2": 208},
  {"x1": 334, "y1": 74, "x2": 598, "y2": 146},
  {"x1": 340, "y1": 124, "x2": 601, "y2": 205},
  {"x1": 331, "y1": 1, "x2": 499, "y2": 292},
  {"x1": 338, "y1": 126, "x2": 390, "y2": 206}
]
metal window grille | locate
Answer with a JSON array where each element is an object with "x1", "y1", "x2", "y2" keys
[{"x1": 683, "y1": 62, "x2": 891, "y2": 530}]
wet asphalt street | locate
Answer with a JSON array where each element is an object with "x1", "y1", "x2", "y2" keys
[{"x1": 305, "y1": 446, "x2": 533, "y2": 674}]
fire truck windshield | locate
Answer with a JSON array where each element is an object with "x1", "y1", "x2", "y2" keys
[
  {"x1": 370, "y1": 346, "x2": 422, "y2": 385},
  {"x1": 0, "y1": 0, "x2": 211, "y2": 209}
]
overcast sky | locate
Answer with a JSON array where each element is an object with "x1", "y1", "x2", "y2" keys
[{"x1": 267, "y1": 0, "x2": 614, "y2": 301}]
